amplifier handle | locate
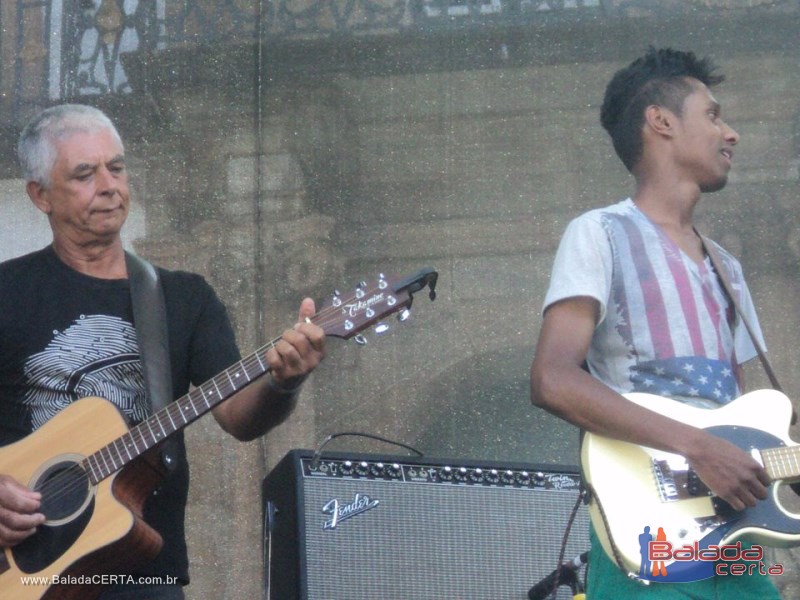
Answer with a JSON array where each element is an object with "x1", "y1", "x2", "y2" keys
[{"x1": 263, "y1": 501, "x2": 277, "y2": 600}]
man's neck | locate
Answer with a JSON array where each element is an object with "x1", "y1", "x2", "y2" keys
[
  {"x1": 633, "y1": 181, "x2": 705, "y2": 263},
  {"x1": 51, "y1": 237, "x2": 128, "y2": 279}
]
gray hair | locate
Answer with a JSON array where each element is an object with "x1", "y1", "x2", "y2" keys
[{"x1": 17, "y1": 104, "x2": 124, "y2": 186}]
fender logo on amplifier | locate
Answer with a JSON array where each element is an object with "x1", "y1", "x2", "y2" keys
[{"x1": 322, "y1": 493, "x2": 380, "y2": 530}]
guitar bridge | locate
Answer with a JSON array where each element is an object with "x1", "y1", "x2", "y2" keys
[
  {"x1": 653, "y1": 457, "x2": 715, "y2": 503},
  {"x1": 650, "y1": 461, "x2": 728, "y2": 538},
  {"x1": 653, "y1": 459, "x2": 680, "y2": 502}
]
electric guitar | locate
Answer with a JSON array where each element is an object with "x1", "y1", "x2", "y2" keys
[
  {"x1": 582, "y1": 389, "x2": 800, "y2": 580},
  {"x1": 0, "y1": 268, "x2": 438, "y2": 600}
]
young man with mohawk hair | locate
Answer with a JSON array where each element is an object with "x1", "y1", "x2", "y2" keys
[{"x1": 531, "y1": 47, "x2": 782, "y2": 598}]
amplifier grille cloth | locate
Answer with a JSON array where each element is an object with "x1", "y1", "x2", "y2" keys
[{"x1": 301, "y1": 478, "x2": 589, "y2": 600}]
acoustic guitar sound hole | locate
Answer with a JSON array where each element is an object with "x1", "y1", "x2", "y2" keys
[
  {"x1": 13, "y1": 456, "x2": 96, "y2": 573},
  {"x1": 33, "y1": 458, "x2": 92, "y2": 524}
]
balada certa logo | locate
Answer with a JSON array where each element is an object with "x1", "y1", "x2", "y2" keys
[
  {"x1": 638, "y1": 525, "x2": 783, "y2": 583},
  {"x1": 322, "y1": 493, "x2": 380, "y2": 530}
]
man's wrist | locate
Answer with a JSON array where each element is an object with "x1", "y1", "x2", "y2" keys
[{"x1": 266, "y1": 373, "x2": 306, "y2": 395}]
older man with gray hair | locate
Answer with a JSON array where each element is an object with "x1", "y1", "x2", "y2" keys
[{"x1": 0, "y1": 104, "x2": 326, "y2": 599}]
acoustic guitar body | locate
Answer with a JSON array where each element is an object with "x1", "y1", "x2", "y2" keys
[{"x1": 0, "y1": 397, "x2": 164, "y2": 600}]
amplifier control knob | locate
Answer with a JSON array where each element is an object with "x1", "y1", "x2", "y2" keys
[
  {"x1": 438, "y1": 467, "x2": 454, "y2": 481},
  {"x1": 485, "y1": 469, "x2": 500, "y2": 484},
  {"x1": 340, "y1": 461, "x2": 354, "y2": 476},
  {"x1": 501, "y1": 470, "x2": 515, "y2": 484},
  {"x1": 454, "y1": 467, "x2": 469, "y2": 482},
  {"x1": 469, "y1": 468, "x2": 484, "y2": 483},
  {"x1": 515, "y1": 471, "x2": 531, "y2": 485},
  {"x1": 356, "y1": 461, "x2": 370, "y2": 476},
  {"x1": 388, "y1": 463, "x2": 402, "y2": 478},
  {"x1": 370, "y1": 462, "x2": 386, "y2": 477}
]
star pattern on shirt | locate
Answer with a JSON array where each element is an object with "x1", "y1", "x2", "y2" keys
[{"x1": 630, "y1": 357, "x2": 737, "y2": 404}]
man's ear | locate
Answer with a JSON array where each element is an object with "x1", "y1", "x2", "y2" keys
[
  {"x1": 643, "y1": 105, "x2": 676, "y2": 139},
  {"x1": 27, "y1": 180, "x2": 51, "y2": 215}
]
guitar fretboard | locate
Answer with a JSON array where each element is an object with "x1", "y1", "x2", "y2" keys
[
  {"x1": 762, "y1": 446, "x2": 800, "y2": 483},
  {"x1": 83, "y1": 339, "x2": 278, "y2": 485},
  {"x1": 75, "y1": 267, "x2": 436, "y2": 487}
]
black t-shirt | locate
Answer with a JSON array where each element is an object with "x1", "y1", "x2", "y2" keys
[{"x1": 0, "y1": 245, "x2": 241, "y2": 583}]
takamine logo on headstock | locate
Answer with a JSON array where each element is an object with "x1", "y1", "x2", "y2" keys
[
  {"x1": 343, "y1": 291, "x2": 392, "y2": 319},
  {"x1": 314, "y1": 268, "x2": 438, "y2": 340}
]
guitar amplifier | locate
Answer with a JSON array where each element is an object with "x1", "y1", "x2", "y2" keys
[{"x1": 262, "y1": 449, "x2": 590, "y2": 600}]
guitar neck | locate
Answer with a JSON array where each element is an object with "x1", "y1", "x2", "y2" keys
[
  {"x1": 80, "y1": 267, "x2": 439, "y2": 486},
  {"x1": 762, "y1": 446, "x2": 800, "y2": 483},
  {"x1": 84, "y1": 338, "x2": 279, "y2": 484}
]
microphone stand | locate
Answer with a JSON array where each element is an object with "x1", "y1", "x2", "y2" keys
[{"x1": 528, "y1": 552, "x2": 588, "y2": 600}]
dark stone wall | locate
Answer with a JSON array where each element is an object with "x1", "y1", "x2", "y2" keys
[{"x1": 2, "y1": 4, "x2": 800, "y2": 598}]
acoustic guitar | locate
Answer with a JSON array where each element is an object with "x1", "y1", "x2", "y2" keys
[{"x1": 0, "y1": 268, "x2": 438, "y2": 600}]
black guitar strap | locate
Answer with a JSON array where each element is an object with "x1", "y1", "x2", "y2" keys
[{"x1": 126, "y1": 251, "x2": 178, "y2": 469}]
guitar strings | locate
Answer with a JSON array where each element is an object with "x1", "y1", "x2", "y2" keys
[{"x1": 28, "y1": 287, "x2": 400, "y2": 510}]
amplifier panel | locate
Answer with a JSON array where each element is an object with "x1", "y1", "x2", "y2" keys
[{"x1": 263, "y1": 450, "x2": 589, "y2": 600}]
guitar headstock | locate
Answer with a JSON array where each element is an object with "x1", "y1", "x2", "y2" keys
[{"x1": 313, "y1": 268, "x2": 438, "y2": 339}]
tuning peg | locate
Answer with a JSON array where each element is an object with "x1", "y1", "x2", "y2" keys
[
  {"x1": 397, "y1": 308, "x2": 411, "y2": 322},
  {"x1": 354, "y1": 334, "x2": 368, "y2": 346},
  {"x1": 374, "y1": 322, "x2": 390, "y2": 335}
]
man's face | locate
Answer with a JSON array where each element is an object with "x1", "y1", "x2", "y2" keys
[
  {"x1": 673, "y1": 80, "x2": 740, "y2": 193},
  {"x1": 29, "y1": 127, "x2": 130, "y2": 246}
]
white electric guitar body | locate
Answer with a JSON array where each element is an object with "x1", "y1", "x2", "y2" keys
[{"x1": 582, "y1": 389, "x2": 800, "y2": 580}]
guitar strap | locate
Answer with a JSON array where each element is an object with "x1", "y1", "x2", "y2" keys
[
  {"x1": 126, "y1": 251, "x2": 178, "y2": 469},
  {"x1": 697, "y1": 232, "x2": 794, "y2": 421}
]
